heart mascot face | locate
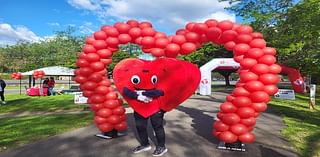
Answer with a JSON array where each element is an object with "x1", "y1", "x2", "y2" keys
[{"x1": 113, "y1": 58, "x2": 200, "y2": 118}]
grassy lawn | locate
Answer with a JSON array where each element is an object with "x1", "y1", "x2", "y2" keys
[
  {"x1": 1, "y1": 94, "x2": 87, "y2": 114},
  {"x1": 269, "y1": 94, "x2": 320, "y2": 157},
  {"x1": 0, "y1": 113, "x2": 93, "y2": 151}
]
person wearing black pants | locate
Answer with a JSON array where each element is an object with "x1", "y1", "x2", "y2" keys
[
  {"x1": 123, "y1": 87, "x2": 168, "y2": 156},
  {"x1": 0, "y1": 77, "x2": 6, "y2": 105}
]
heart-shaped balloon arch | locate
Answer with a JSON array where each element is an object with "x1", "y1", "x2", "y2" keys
[{"x1": 75, "y1": 19, "x2": 281, "y2": 144}]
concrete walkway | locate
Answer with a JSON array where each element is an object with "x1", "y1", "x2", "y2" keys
[{"x1": 0, "y1": 92, "x2": 299, "y2": 157}]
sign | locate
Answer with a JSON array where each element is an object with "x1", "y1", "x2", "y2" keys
[
  {"x1": 274, "y1": 89, "x2": 295, "y2": 100},
  {"x1": 309, "y1": 84, "x2": 316, "y2": 109},
  {"x1": 74, "y1": 92, "x2": 88, "y2": 104}
]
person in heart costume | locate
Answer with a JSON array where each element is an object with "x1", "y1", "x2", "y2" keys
[
  {"x1": 113, "y1": 58, "x2": 200, "y2": 155},
  {"x1": 75, "y1": 19, "x2": 281, "y2": 154}
]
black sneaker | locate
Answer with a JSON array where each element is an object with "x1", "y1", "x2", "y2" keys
[
  {"x1": 132, "y1": 145, "x2": 152, "y2": 154},
  {"x1": 152, "y1": 146, "x2": 168, "y2": 156},
  {"x1": 95, "y1": 133, "x2": 112, "y2": 139}
]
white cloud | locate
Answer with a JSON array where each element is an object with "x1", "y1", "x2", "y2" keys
[
  {"x1": 47, "y1": 22, "x2": 60, "y2": 27},
  {"x1": 79, "y1": 22, "x2": 95, "y2": 35},
  {"x1": 67, "y1": 0, "x2": 235, "y2": 33},
  {"x1": 0, "y1": 23, "x2": 42, "y2": 47}
]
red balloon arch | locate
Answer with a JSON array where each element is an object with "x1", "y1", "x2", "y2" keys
[{"x1": 75, "y1": 19, "x2": 281, "y2": 143}]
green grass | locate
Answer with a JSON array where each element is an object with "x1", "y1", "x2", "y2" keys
[
  {"x1": 269, "y1": 94, "x2": 320, "y2": 157},
  {"x1": 1, "y1": 94, "x2": 87, "y2": 114},
  {"x1": 0, "y1": 113, "x2": 93, "y2": 151}
]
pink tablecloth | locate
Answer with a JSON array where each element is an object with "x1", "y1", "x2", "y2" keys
[{"x1": 27, "y1": 87, "x2": 48, "y2": 96}]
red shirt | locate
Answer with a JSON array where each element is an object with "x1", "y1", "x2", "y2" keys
[{"x1": 48, "y1": 80, "x2": 55, "y2": 87}]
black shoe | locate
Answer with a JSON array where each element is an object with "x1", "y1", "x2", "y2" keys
[
  {"x1": 152, "y1": 146, "x2": 168, "y2": 156},
  {"x1": 132, "y1": 145, "x2": 152, "y2": 154}
]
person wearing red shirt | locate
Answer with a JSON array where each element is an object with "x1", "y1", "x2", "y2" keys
[{"x1": 47, "y1": 77, "x2": 55, "y2": 96}]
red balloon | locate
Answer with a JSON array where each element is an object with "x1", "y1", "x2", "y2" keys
[
  {"x1": 98, "y1": 123, "x2": 113, "y2": 132},
  {"x1": 97, "y1": 108, "x2": 112, "y2": 118},
  {"x1": 90, "y1": 62, "x2": 105, "y2": 72},
  {"x1": 165, "y1": 43, "x2": 180, "y2": 58},
  {"x1": 237, "y1": 107, "x2": 255, "y2": 118},
  {"x1": 250, "y1": 91, "x2": 270, "y2": 103},
  {"x1": 259, "y1": 74, "x2": 280, "y2": 85},
  {"x1": 251, "y1": 32, "x2": 264, "y2": 39},
  {"x1": 220, "y1": 30, "x2": 238, "y2": 43},
  {"x1": 226, "y1": 95, "x2": 235, "y2": 102},
  {"x1": 101, "y1": 59, "x2": 112, "y2": 65},
  {"x1": 85, "y1": 36, "x2": 95, "y2": 44},
  {"x1": 233, "y1": 44, "x2": 250, "y2": 56},
  {"x1": 250, "y1": 39, "x2": 266, "y2": 49},
  {"x1": 212, "y1": 130, "x2": 221, "y2": 137},
  {"x1": 192, "y1": 23, "x2": 208, "y2": 34},
  {"x1": 269, "y1": 64, "x2": 282, "y2": 74},
  {"x1": 115, "y1": 121, "x2": 128, "y2": 131},
  {"x1": 94, "y1": 116, "x2": 108, "y2": 124},
  {"x1": 83, "y1": 90, "x2": 94, "y2": 97},
  {"x1": 106, "y1": 92, "x2": 118, "y2": 100},
  {"x1": 236, "y1": 25, "x2": 253, "y2": 34},
  {"x1": 240, "y1": 58, "x2": 257, "y2": 69},
  {"x1": 232, "y1": 96, "x2": 252, "y2": 107},
  {"x1": 76, "y1": 59, "x2": 89, "y2": 67},
  {"x1": 220, "y1": 102, "x2": 237, "y2": 113},
  {"x1": 114, "y1": 22, "x2": 131, "y2": 34},
  {"x1": 81, "y1": 81, "x2": 97, "y2": 90},
  {"x1": 101, "y1": 25, "x2": 113, "y2": 32},
  {"x1": 106, "y1": 37, "x2": 119, "y2": 48},
  {"x1": 126, "y1": 19, "x2": 139, "y2": 27},
  {"x1": 264, "y1": 85, "x2": 279, "y2": 95},
  {"x1": 213, "y1": 121, "x2": 230, "y2": 132},
  {"x1": 112, "y1": 106, "x2": 126, "y2": 115},
  {"x1": 244, "y1": 81, "x2": 264, "y2": 92},
  {"x1": 151, "y1": 48, "x2": 165, "y2": 57},
  {"x1": 128, "y1": 27, "x2": 142, "y2": 39},
  {"x1": 230, "y1": 124, "x2": 249, "y2": 135},
  {"x1": 176, "y1": 29, "x2": 187, "y2": 35},
  {"x1": 232, "y1": 87, "x2": 250, "y2": 97},
  {"x1": 185, "y1": 32, "x2": 200, "y2": 42},
  {"x1": 85, "y1": 53, "x2": 100, "y2": 62},
  {"x1": 251, "y1": 64, "x2": 269, "y2": 74},
  {"x1": 240, "y1": 72, "x2": 259, "y2": 82},
  {"x1": 233, "y1": 55, "x2": 244, "y2": 63},
  {"x1": 235, "y1": 34, "x2": 253, "y2": 44},
  {"x1": 97, "y1": 49, "x2": 112, "y2": 58},
  {"x1": 139, "y1": 21, "x2": 152, "y2": 29},
  {"x1": 154, "y1": 32, "x2": 167, "y2": 38},
  {"x1": 258, "y1": 55, "x2": 276, "y2": 65},
  {"x1": 263, "y1": 47, "x2": 276, "y2": 55},
  {"x1": 88, "y1": 73, "x2": 103, "y2": 82},
  {"x1": 107, "y1": 115, "x2": 121, "y2": 124},
  {"x1": 83, "y1": 45, "x2": 97, "y2": 54},
  {"x1": 90, "y1": 94, "x2": 106, "y2": 103},
  {"x1": 141, "y1": 36, "x2": 155, "y2": 48},
  {"x1": 206, "y1": 27, "x2": 222, "y2": 41},
  {"x1": 155, "y1": 37, "x2": 170, "y2": 48},
  {"x1": 118, "y1": 34, "x2": 132, "y2": 44},
  {"x1": 172, "y1": 35, "x2": 186, "y2": 45},
  {"x1": 94, "y1": 31, "x2": 108, "y2": 40},
  {"x1": 224, "y1": 41, "x2": 236, "y2": 51},
  {"x1": 238, "y1": 132, "x2": 255, "y2": 143},
  {"x1": 99, "y1": 79, "x2": 112, "y2": 86},
  {"x1": 141, "y1": 27, "x2": 156, "y2": 37},
  {"x1": 217, "y1": 113, "x2": 225, "y2": 120},
  {"x1": 245, "y1": 48, "x2": 264, "y2": 59},
  {"x1": 222, "y1": 113, "x2": 241, "y2": 125},
  {"x1": 205, "y1": 19, "x2": 218, "y2": 27},
  {"x1": 217, "y1": 20, "x2": 234, "y2": 31},
  {"x1": 104, "y1": 100, "x2": 120, "y2": 109},
  {"x1": 185, "y1": 22, "x2": 196, "y2": 31},
  {"x1": 104, "y1": 27, "x2": 119, "y2": 37},
  {"x1": 90, "y1": 103, "x2": 104, "y2": 112},
  {"x1": 180, "y1": 42, "x2": 197, "y2": 55},
  {"x1": 252, "y1": 102, "x2": 267, "y2": 112},
  {"x1": 240, "y1": 117, "x2": 256, "y2": 127},
  {"x1": 119, "y1": 114, "x2": 126, "y2": 121},
  {"x1": 94, "y1": 86, "x2": 109, "y2": 95},
  {"x1": 219, "y1": 131, "x2": 238, "y2": 143}
]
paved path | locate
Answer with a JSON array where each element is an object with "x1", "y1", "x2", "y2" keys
[{"x1": 0, "y1": 92, "x2": 298, "y2": 157}]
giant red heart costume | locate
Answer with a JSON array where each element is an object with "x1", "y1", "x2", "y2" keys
[{"x1": 113, "y1": 58, "x2": 201, "y2": 118}]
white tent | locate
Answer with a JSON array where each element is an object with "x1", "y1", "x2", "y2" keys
[
  {"x1": 21, "y1": 66, "x2": 75, "y2": 76},
  {"x1": 199, "y1": 58, "x2": 240, "y2": 95}
]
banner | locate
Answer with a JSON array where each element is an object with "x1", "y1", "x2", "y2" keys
[
  {"x1": 274, "y1": 89, "x2": 295, "y2": 100},
  {"x1": 74, "y1": 92, "x2": 88, "y2": 104}
]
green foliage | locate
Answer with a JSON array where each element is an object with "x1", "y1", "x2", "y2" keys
[
  {"x1": 269, "y1": 94, "x2": 320, "y2": 157},
  {"x1": 0, "y1": 27, "x2": 84, "y2": 72}
]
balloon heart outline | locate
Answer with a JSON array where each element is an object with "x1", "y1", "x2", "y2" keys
[{"x1": 75, "y1": 19, "x2": 281, "y2": 143}]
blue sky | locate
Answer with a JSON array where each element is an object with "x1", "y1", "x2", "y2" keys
[{"x1": 0, "y1": 0, "x2": 237, "y2": 46}]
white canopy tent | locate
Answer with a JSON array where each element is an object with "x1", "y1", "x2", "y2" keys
[
  {"x1": 21, "y1": 66, "x2": 75, "y2": 88},
  {"x1": 22, "y1": 66, "x2": 75, "y2": 76}
]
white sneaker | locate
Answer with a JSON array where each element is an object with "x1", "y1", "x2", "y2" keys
[
  {"x1": 1, "y1": 101, "x2": 5, "y2": 105},
  {"x1": 95, "y1": 133, "x2": 112, "y2": 139},
  {"x1": 132, "y1": 145, "x2": 152, "y2": 154}
]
